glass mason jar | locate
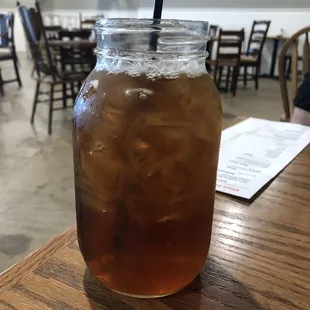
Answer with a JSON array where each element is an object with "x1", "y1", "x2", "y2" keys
[{"x1": 73, "y1": 18, "x2": 222, "y2": 298}]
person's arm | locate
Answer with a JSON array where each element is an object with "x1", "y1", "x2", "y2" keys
[
  {"x1": 291, "y1": 73, "x2": 310, "y2": 125},
  {"x1": 294, "y1": 72, "x2": 310, "y2": 112}
]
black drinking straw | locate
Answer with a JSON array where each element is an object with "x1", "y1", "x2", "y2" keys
[
  {"x1": 153, "y1": 0, "x2": 163, "y2": 19},
  {"x1": 150, "y1": 0, "x2": 163, "y2": 51}
]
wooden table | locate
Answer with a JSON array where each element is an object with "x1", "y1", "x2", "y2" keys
[
  {"x1": 58, "y1": 29, "x2": 92, "y2": 40},
  {"x1": 49, "y1": 39, "x2": 96, "y2": 76},
  {"x1": 1, "y1": 118, "x2": 310, "y2": 310},
  {"x1": 265, "y1": 36, "x2": 289, "y2": 79}
]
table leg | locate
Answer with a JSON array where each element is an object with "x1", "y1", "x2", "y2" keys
[
  {"x1": 269, "y1": 39, "x2": 279, "y2": 78},
  {"x1": 60, "y1": 48, "x2": 67, "y2": 109},
  {"x1": 0, "y1": 68, "x2": 4, "y2": 96}
]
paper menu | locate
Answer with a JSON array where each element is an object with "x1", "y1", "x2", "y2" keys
[{"x1": 216, "y1": 118, "x2": 310, "y2": 199}]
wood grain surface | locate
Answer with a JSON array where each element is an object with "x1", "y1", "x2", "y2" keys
[{"x1": 1, "y1": 118, "x2": 310, "y2": 310}]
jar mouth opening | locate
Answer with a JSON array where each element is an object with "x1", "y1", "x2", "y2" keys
[
  {"x1": 95, "y1": 18, "x2": 209, "y2": 36},
  {"x1": 95, "y1": 18, "x2": 210, "y2": 58}
]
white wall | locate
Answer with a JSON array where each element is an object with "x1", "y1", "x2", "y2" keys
[{"x1": 39, "y1": 0, "x2": 139, "y2": 11}]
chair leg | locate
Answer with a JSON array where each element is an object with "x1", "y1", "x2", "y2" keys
[
  {"x1": 0, "y1": 69, "x2": 4, "y2": 96},
  {"x1": 232, "y1": 66, "x2": 240, "y2": 97},
  {"x1": 70, "y1": 82, "x2": 75, "y2": 101},
  {"x1": 13, "y1": 55, "x2": 22, "y2": 87},
  {"x1": 225, "y1": 66, "x2": 231, "y2": 91},
  {"x1": 255, "y1": 65, "x2": 259, "y2": 90},
  {"x1": 218, "y1": 67, "x2": 223, "y2": 89},
  {"x1": 213, "y1": 64, "x2": 218, "y2": 86},
  {"x1": 243, "y1": 66, "x2": 247, "y2": 87},
  {"x1": 48, "y1": 84, "x2": 55, "y2": 135},
  {"x1": 62, "y1": 83, "x2": 67, "y2": 109},
  {"x1": 31, "y1": 81, "x2": 40, "y2": 124}
]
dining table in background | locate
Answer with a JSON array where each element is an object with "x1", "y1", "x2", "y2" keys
[
  {"x1": 48, "y1": 39, "x2": 96, "y2": 49},
  {"x1": 58, "y1": 29, "x2": 92, "y2": 40},
  {"x1": 49, "y1": 39, "x2": 96, "y2": 75},
  {"x1": 264, "y1": 35, "x2": 289, "y2": 79},
  {"x1": 1, "y1": 117, "x2": 310, "y2": 310}
]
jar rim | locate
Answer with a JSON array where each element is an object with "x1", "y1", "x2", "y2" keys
[
  {"x1": 95, "y1": 18, "x2": 209, "y2": 37},
  {"x1": 95, "y1": 18, "x2": 210, "y2": 61}
]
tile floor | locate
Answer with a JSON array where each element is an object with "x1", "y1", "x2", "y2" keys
[{"x1": 0, "y1": 55, "x2": 283, "y2": 273}]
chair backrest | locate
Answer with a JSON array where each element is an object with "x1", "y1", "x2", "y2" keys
[
  {"x1": 17, "y1": 1, "x2": 56, "y2": 78},
  {"x1": 246, "y1": 20, "x2": 270, "y2": 59},
  {"x1": 212, "y1": 29, "x2": 244, "y2": 85},
  {"x1": 216, "y1": 29, "x2": 244, "y2": 65},
  {"x1": 0, "y1": 13, "x2": 14, "y2": 49},
  {"x1": 279, "y1": 26, "x2": 310, "y2": 121}
]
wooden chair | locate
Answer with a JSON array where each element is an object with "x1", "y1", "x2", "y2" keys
[
  {"x1": 0, "y1": 13, "x2": 22, "y2": 90},
  {"x1": 17, "y1": 1, "x2": 87, "y2": 135},
  {"x1": 31, "y1": 27, "x2": 63, "y2": 77},
  {"x1": 240, "y1": 20, "x2": 270, "y2": 90},
  {"x1": 278, "y1": 26, "x2": 310, "y2": 122},
  {"x1": 209, "y1": 29, "x2": 244, "y2": 96}
]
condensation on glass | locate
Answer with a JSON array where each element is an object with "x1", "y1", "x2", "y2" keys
[{"x1": 73, "y1": 18, "x2": 222, "y2": 298}]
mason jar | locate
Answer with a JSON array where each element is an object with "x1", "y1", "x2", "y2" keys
[{"x1": 73, "y1": 18, "x2": 222, "y2": 298}]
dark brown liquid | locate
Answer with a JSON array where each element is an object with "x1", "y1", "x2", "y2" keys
[{"x1": 73, "y1": 71, "x2": 222, "y2": 297}]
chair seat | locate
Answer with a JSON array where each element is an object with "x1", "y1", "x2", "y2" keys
[
  {"x1": 206, "y1": 58, "x2": 239, "y2": 67},
  {"x1": 218, "y1": 58, "x2": 239, "y2": 66},
  {"x1": 240, "y1": 55, "x2": 258, "y2": 64},
  {"x1": 0, "y1": 52, "x2": 13, "y2": 61}
]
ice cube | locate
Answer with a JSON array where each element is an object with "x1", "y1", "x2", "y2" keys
[{"x1": 79, "y1": 142, "x2": 123, "y2": 204}]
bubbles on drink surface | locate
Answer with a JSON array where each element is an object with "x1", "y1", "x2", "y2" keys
[{"x1": 97, "y1": 57, "x2": 207, "y2": 80}]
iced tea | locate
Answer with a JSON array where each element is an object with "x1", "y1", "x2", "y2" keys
[{"x1": 73, "y1": 68, "x2": 222, "y2": 297}]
